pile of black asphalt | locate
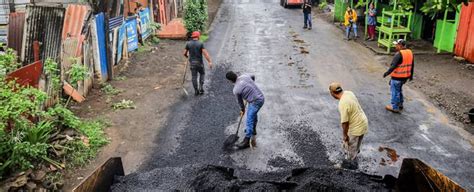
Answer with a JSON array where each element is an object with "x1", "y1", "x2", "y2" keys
[{"x1": 111, "y1": 164, "x2": 392, "y2": 191}]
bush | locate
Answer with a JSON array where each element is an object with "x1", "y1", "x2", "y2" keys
[{"x1": 183, "y1": 0, "x2": 208, "y2": 33}]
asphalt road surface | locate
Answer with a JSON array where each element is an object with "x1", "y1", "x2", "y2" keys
[{"x1": 112, "y1": 0, "x2": 474, "y2": 190}]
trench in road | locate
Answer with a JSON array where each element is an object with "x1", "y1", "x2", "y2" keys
[{"x1": 112, "y1": 0, "x2": 474, "y2": 190}]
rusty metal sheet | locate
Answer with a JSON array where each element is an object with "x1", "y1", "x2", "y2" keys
[
  {"x1": 455, "y1": 2, "x2": 474, "y2": 63},
  {"x1": 5, "y1": 61, "x2": 42, "y2": 88},
  {"x1": 21, "y1": 5, "x2": 65, "y2": 64},
  {"x1": 62, "y1": 4, "x2": 91, "y2": 40},
  {"x1": 7, "y1": 12, "x2": 26, "y2": 53},
  {"x1": 72, "y1": 157, "x2": 125, "y2": 192}
]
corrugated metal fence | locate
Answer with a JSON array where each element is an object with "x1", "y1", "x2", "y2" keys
[
  {"x1": 21, "y1": 5, "x2": 65, "y2": 64},
  {"x1": 455, "y1": 2, "x2": 474, "y2": 63},
  {"x1": 7, "y1": 12, "x2": 25, "y2": 53}
]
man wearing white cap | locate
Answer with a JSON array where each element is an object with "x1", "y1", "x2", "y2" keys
[{"x1": 383, "y1": 39, "x2": 414, "y2": 113}]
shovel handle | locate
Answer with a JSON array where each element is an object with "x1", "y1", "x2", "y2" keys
[
  {"x1": 235, "y1": 102, "x2": 247, "y2": 135},
  {"x1": 182, "y1": 60, "x2": 188, "y2": 86}
]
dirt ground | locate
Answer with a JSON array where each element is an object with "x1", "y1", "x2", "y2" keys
[{"x1": 63, "y1": 40, "x2": 186, "y2": 190}]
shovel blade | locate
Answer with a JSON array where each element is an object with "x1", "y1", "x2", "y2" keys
[{"x1": 223, "y1": 134, "x2": 239, "y2": 148}]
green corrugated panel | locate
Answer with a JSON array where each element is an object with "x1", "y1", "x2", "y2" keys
[
  {"x1": 334, "y1": 0, "x2": 347, "y2": 22},
  {"x1": 410, "y1": 13, "x2": 423, "y2": 40},
  {"x1": 434, "y1": 20, "x2": 456, "y2": 52}
]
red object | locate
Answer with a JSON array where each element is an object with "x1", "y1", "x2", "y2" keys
[
  {"x1": 33, "y1": 41, "x2": 40, "y2": 62},
  {"x1": 191, "y1": 31, "x2": 200, "y2": 38},
  {"x1": 455, "y1": 2, "x2": 474, "y2": 63},
  {"x1": 158, "y1": 18, "x2": 187, "y2": 39},
  {"x1": 368, "y1": 25, "x2": 376, "y2": 39},
  {"x1": 6, "y1": 61, "x2": 43, "y2": 88},
  {"x1": 287, "y1": 0, "x2": 304, "y2": 5}
]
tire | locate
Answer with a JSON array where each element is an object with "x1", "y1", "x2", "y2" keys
[{"x1": 284, "y1": 0, "x2": 288, "y2": 8}]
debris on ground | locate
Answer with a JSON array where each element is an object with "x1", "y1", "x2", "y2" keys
[
  {"x1": 112, "y1": 99, "x2": 136, "y2": 110},
  {"x1": 378, "y1": 146, "x2": 400, "y2": 164}
]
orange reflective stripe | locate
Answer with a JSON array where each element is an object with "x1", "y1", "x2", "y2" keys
[{"x1": 391, "y1": 49, "x2": 413, "y2": 78}]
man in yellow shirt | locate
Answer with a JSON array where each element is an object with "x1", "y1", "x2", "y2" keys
[{"x1": 329, "y1": 82, "x2": 368, "y2": 161}]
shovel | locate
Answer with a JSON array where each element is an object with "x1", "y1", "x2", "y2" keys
[
  {"x1": 181, "y1": 60, "x2": 189, "y2": 96},
  {"x1": 223, "y1": 110, "x2": 246, "y2": 149}
]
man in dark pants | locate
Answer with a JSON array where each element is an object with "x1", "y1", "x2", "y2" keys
[
  {"x1": 184, "y1": 31, "x2": 213, "y2": 95},
  {"x1": 383, "y1": 39, "x2": 414, "y2": 113},
  {"x1": 226, "y1": 71, "x2": 265, "y2": 149},
  {"x1": 303, "y1": 0, "x2": 312, "y2": 30}
]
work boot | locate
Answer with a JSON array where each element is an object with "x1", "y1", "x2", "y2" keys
[
  {"x1": 237, "y1": 137, "x2": 250, "y2": 149},
  {"x1": 385, "y1": 105, "x2": 400, "y2": 113},
  {"x1": 303, "y1": 26, "x2": 307, "y2": 29},
  {"x1": 199, "y1": 88, "x2": 204, "y2": 95},
  {"x1": 194, "y1": 89, "x2": 200, "y2": 96},
  {"x1": 250, "y1": 137, "x2": 257, "y2": 149}
]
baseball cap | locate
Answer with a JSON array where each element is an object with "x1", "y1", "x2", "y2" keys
[
  {"x1": 191, "y1": 31, "x2": 201, "y2": 38},
  {"x1": 393, "y1": 39, "x2": 406, "y2": 46},
  {"x1": 329, "y1": 82, "x2": 343, "y2": 93}
]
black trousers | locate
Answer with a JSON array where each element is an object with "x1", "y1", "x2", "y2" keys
[{"x1": 190, "y1": 65, "x2": 205, "y2": 91}]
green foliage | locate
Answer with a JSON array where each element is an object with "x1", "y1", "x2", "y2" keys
[
  {"x1": 149, "y1": 21, "x2": 161, "y2": 31},
  {"x1": 183, "y1": 0, "x2": 208, "y2": 33},
  {"x1": 354, "y1": 0, "x2": 365, "y2": 9},
  {"x1": 421, "y1": 0, "x2": 468, "y2": 19},
  {"x1": 151, "y1": 36, "x2": 161, "y2": 44},
  {"x1": 24, "y1": 121, "x2": 54, "y2": 144},
  {"x1": 319, "y1": 0, "x2": 328, "y2": 9},
  {"x1": 199, "y1": 34, "x2": 209, "y2": 43},
  {"x1": 101, "y1": 83, "x2": 122, "y2": 95},
  {"x1": 391, "y1": 0, "x2": 414, "y2": 11},
  {"x1": 66, "y1": 120, "x2": 108, "y2": 166},
  {"x1": 67, "y1": 59, "x2": 89, "y2": 88},
  {"x1": 0, "y1": 45, "x2": 20, "y2": 76},
  {"x1": 44, "y1": 59, "x2": 61, "y2": 91},
  {"x1": 112, "y1": 99, "x2": 136, "y2": 110}
]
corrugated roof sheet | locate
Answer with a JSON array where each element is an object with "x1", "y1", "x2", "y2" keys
[
  {"x1": 62, "y1": 4, "x2": 90, "y2": 39},
  {"x1": 109, "y1": 16, "x2": 123, "y2": 30},
  {"x1": 7, "y1": 12, "x2": 25, "y2": 53},
  {"x1": 21, "y1": 5, "x2": 65, "y2": 64}
]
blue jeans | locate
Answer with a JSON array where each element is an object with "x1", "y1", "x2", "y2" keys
[
  {"x1": 246, "y1": 99, "x2": 264, "y2": 138},
  {"x1": 345, "y1": 23, "x2": 358, "y2": 38},
  {"x1": 304, "y1": 12, "x2": 312, "y2": 28},
  {"x1": 390, "y1": 79, "x2": 404, "y2": 110}
]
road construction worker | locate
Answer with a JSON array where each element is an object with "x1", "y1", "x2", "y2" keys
[
  {"x1": 383, "y1": 39, "x2": 414, "y2": 113},
  {"x1": 226, "y1": 71, "x2": 265, "y2": 149},
  {"x1": 184, "y1": 31, "x2": 213, "y2": 96},
  {"x1": 329, "y1": 82, "x2": 368, "y2": 161},
  {"x1": 344, "y1": 6, "x2": 358, "y2": 40},
  {"x1": 302, "y1": 0, "x2": 312, "y2": 30}
]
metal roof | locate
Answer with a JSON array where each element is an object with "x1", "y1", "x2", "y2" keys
[{"x1": 21, "y1": 5, "x2": 65, "y2": 64}]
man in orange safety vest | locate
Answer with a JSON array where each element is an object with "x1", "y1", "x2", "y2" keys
[{"x1": 383, "y1": 39, "x2": 414, "y2": 113}]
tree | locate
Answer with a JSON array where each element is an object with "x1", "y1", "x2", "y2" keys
[
  {"x1": 421, "y1": 0, "x2": 469, "y2": 19},
  {"x1": 183, "y1": 0, "x2": 208, "y2": 33}
]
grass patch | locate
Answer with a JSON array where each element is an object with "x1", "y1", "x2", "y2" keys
[
  {"x1": 112, "y1": 99, "x2": 136, "y2": 110},
  {"x1": 101, "y1": 83, "x2": 122, "y2": 96},
  {"x1": 66, "y1": 120, "x2": 109, "y2": 166},
  {"x1": 200, "y1": 34, "x2": 209, "y2": 42}
]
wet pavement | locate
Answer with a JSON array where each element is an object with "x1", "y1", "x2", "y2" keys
[{"x1": 112, "y1": 0, "x2": 474, "y2": 190}]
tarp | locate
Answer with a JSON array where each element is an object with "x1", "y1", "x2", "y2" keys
[{"x1": 125, "y1": 17, "x2": 139, "y2": 52}]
